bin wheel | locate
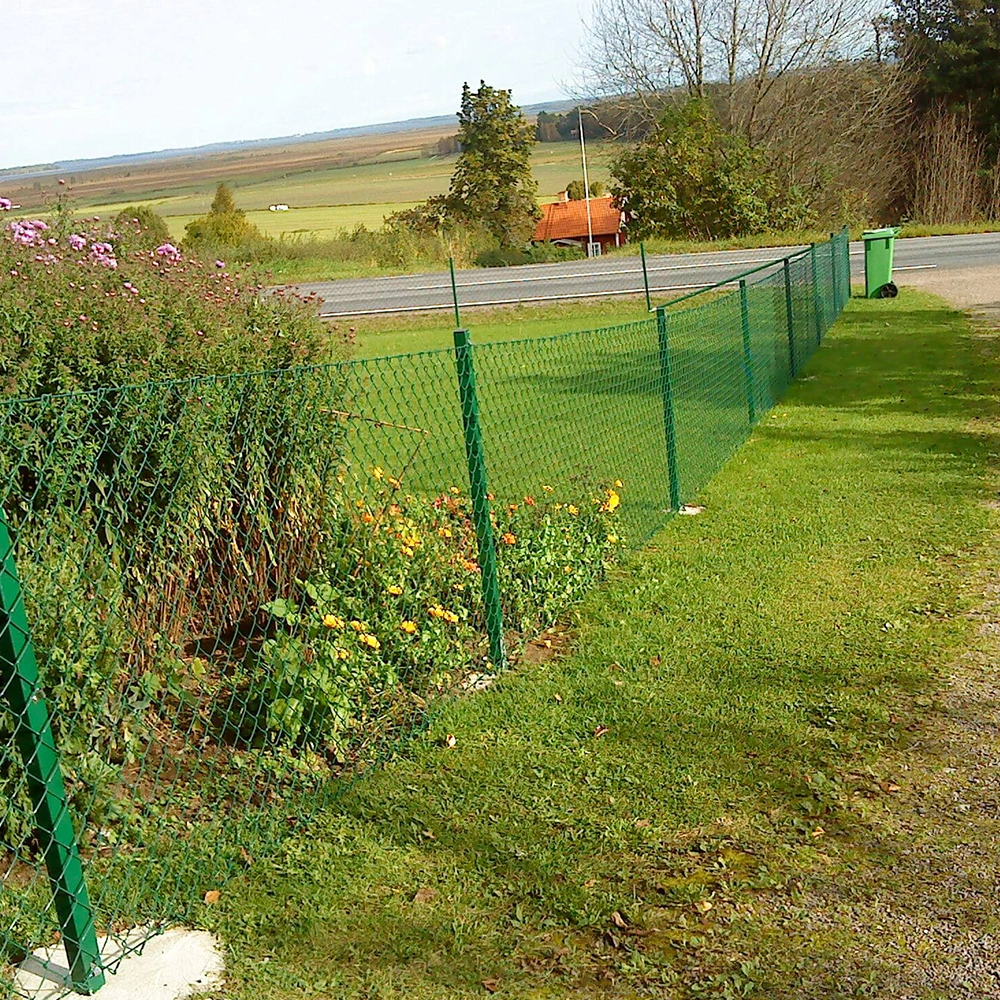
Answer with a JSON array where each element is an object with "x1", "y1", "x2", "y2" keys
[{"x1": 879, "y1": 282, "x2": 898, "y2": 299}]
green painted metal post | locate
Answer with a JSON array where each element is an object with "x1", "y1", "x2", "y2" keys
[
  {"x1": 0, "y1": 514, "x2": 105, "y2": 994},
  {"x1": 453, "y1": 330, "x2": 507, "y2": 672},
  {"x1": 739, "y1": 279, "x2": 756, "y2": 427},
  {"x1": 809, "y1": 243, "x2": 822, "y2": 344},
  {"x1": 655, "y1": 307, "x2": 682, "y2": 512},
  {"x1": 783, "y1": 257, "x2": 797, "y2": 379},
  {"x1": 829, "y1": 233, "x2": 839, "y2": 312},
  {"x1": 449, "y1": 257, "x2": 461, "y2": 329},
  {"x1": 640, "y1": 242, "x2": 652, "y2": 312}
]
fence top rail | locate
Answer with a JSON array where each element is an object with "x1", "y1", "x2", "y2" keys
[{"x1": 657, "y1": 242, "x2": 819, "y2": 311}]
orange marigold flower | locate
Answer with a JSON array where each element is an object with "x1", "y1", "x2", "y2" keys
[
  {"x1": 501, "y1": 532, "x2": 516, "y2": 545},
  {"x1": 463, "y1": 559, "x2": 480, "y2": 573},
  {"x1": 323, "y1": 614, "x2": 345, "y2": 629},
  {"x1": 400, "y1": 620, "x2": 417, "y2": 634},
  {"x1": 438, "y1": 526, "x2": 453, "y2": 538},
  {"x1": 524, "y1": 495, "x2": 536, "y2": 506},
  {"x1": 361, "y1": 512, "x2": 375, "y2": 524},
  {"x1": 350, "y1": 620, "x2": 365, "y2": 632},
  {"x1": 359, "y1": 633, "x2": 380, "y2": 650}
]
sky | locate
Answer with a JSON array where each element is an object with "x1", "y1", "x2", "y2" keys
[{"x1": 1, "y1": 0, "x2": 590, "y2": 169}]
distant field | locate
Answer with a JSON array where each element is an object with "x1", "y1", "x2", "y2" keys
[{"x1": 65, "y1": 140, "x2": 612, "y2": 239}]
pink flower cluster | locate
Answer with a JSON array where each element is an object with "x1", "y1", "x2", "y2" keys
[
  {"x1": 8, "y1": 219, "x2": 49, "y2": 246},
  {"x1": 68, "y1": 233, "x2": 87, "y2": 251},
  {"x1": 0, "y1": 197, "x2": 11, "y2": 211},
  {"x1": 154, "y1": 243, "x2": 182, "y2": 261},
  {"x1": 89, "y1": 241, "x2": 117, "y2": 269}
]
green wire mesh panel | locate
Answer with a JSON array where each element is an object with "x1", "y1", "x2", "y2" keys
[{"x1": 0, "y1": 231, "x2": 850, "y2": 995}]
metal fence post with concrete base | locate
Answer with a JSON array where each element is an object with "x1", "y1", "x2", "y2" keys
[{"x1": 0, "y1": 512, "x2": 105, "y2": 994}]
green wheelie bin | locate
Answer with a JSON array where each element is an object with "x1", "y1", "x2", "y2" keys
[{"x1": 862, "y1": 226, "x2": 901, "y2": 298}]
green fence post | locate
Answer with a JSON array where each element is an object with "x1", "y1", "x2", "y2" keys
[
  {"x1": 0, "y1": 514, "x2": 105, "y2": 994},
  {"x1": 453, "y1": 330, "x2": 507, "y2": 672},
  {"x1": 783, "y1": 257, "x2": 797, "y2": 379},
  {"x1": 655, "y1": 307, "x2": 682, "y2": 512},
  {"x1": 809, "y1": 243, "x2": 822, "y2": 344},
  {"x1": 640, "y1": 242, "x2": 652, "y2": 312},
  {"x1": 829, "y1": 233, "x2": 839, "y2": 312},
  {"x1": 842, "y1": 226, "x2": 852, "y2": 307},
  {"x1": 449, "y1": 257, "x2": 461, "y2": 328},
  {"x1": 739, "y1": 279, "x2": 756, "y2": 427}
]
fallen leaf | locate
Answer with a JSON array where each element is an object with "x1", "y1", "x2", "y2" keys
[
  {"x1": 444, "y1": 733, "x2": 457, "y2": 748},
  {"x1": 593, "y1": 725, "x2": 610, "y2": 738},
  {"x1": 239, "y1": 846, "x2": 254, "y2": 867},
  {"x1": 694, "y1": 900, "x2": 713, "y2": 914},
  {"x1": 413, "y1": 887, "x2": 437, "y2": 904},
  {"x1": 583, "y1": 878, "x2": 597, "y2": 888},
  {"x1": 634, "y1": 818, "x2": 651, "y2": 828},
  {"x1": 544, "y1": 639, "x2": 552, "y2": 648},
  {"x1": 553, "y1": 692, "x2": 563, "y2": 704},
  {"x1": 811, "y1": 827, "x2": 825, "y2": 838},
  {"x1": 878, "y1": 781, "x2": 901, "y2": 794},
  {"x1": 203, "y1": 890, "x2": 220, "y2": 905},
  {"x1": 649, "y1": 656, "x2": 662, "y2": 667},
  {"x1": 421, "y1": 829, "x2": 436, "y2": 840},
  {"x1": 611, "y1": 910, "x2": 629, "y2": 929},
  {"x1": 481, "y1": 979, "x2": 500, "y2": 993}
]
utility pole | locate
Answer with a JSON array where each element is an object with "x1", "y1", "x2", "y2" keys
[{"x1": 578, "y1": 107, "x2": 594, "y2": 256}]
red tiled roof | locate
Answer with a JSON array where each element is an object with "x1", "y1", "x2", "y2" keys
[{"x1": 534, "y1": 196, "x2": 623, "y2": 241}]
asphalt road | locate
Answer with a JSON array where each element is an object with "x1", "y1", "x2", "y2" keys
[{"x1": 287, "y1": 232, "x2": 1000, "y2": 318}]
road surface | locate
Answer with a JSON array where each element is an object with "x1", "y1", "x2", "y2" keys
[{"x1": 283, "y1": 232, "x2": 1000, "y2": 318}]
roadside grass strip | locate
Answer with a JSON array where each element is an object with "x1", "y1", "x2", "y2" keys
[{"x1": 197, "y1": 292, "x2": 997, "y2": 998}]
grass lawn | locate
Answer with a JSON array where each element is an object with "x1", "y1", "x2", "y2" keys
[
  {"x1": 189, "y1": 289, "x2": 999, "y2": 997},
  {"x1": 342, "y1": 299, "x2": 654, "y2": 358}
]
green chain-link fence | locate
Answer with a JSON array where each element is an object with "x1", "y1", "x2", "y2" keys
[{"x1": 0, "y1": 230, "x2": 850, "y2": 994}]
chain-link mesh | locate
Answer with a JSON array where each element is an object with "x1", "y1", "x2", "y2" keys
[{"x1": 0, "y1": 231, "x2": 849, "y2": 995}]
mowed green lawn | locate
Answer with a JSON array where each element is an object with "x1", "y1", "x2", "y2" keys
[
  {"x1": 184, "y1": 290, "x2": 997, "y2": 998},
  {"x1": 75, "y1": 142, "x2": 613, "y2": 239}
]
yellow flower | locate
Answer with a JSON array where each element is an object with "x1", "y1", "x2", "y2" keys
[
  {"x1": 564, "y1": 565, "x2": 574, "y2": 574},
  {"x1": 463, "y1": 559, "x2": 480, "y2": 573},
  {"x1": 401, "y1": 545, "x2": 414, "y2": 558},
  {"x1": 442, "y1": 609, "x2": 459, "y2": 623},
  {"x1": 501, "y1": 532, "x2": 516, "y2": 545},
  {"x1": 429, "y1": 605, "x2": 446, "y2": 619},
  {"x1": 603, "y1": 489, "x2": 621, "y2": 513},
  {"x1": 614, "y1": 479, "x2": 624, "y2": 488},
  {"x1": 449, "y1": 486, "x2": 461, "y2": 495},
  {"x1": 400, "y1": 620, "x2": 417, "y2": 634},
  {"x1": 567, "y1": 505, "x2": 579, "y2": 516},
  {"x1": 323, "y1": 614, "x2": 345, "y2": 629},
  {"x1": 607, "y1": 534, "x2": 619, "y2": 545},
  {"x1": 359, "y1": 633, "x2": 380, "y2": 650},
  {"x1": 350, "y1": 620, "x2": 365, "y2": 632},
  {"x1": 371, "y1": 466, "x2": 384, "y2": 480},
  {"x1": 553, "y1": 503, "x2": 563, "y2": 510},
  {"x1": 337, "y1": 648, "x2": 351, "y2": 660},
  {"x1": 354, "y1": 499, "x2": 365, "y2": 509},
  {"x1": 386, "y1": 584, "x2": 403, "y2": 596},
  {"x1": 361, "y1": 512, "x2": 375, "y2": 524},
  {"x1": 438, "y1": 526, "x2": 453, "y2": 538},
  {"x1": 542, "y1": 484, "x2": 553, "y2": 492},
  {"x1": 387, "y1": 476, "x2": 401, "y2": 488}
]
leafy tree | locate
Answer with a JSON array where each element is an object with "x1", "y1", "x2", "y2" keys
[
  {"x1": 892, "y1": 0, "x2": 1000, "y2": 153},
  {"x1": 611, "y1": 99, "x2": 808, "y2": 239},
  {"x1": 565, "y1": 180, "x2": 607, "y2": 199},
  {"x1": 184, "y1": 183, "x2": 263, "y2": 246},
  {"x1": 113, "y1": 205, "x2": 171, "y2": 248},
  {"x1": 444, "y1": 81, "x2": 540, "y2": 246}
]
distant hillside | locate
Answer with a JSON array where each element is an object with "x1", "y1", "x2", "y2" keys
[{"x1": 0, "y1": 100, "x2": 580, "y2": 183}]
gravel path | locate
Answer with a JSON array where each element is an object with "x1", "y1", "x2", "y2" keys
[{"x1": 899, "y1": 263, "x2": 1000, "y2": 323}]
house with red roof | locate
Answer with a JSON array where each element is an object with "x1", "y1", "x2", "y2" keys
[{"x1": 533, "y1": 193, "x2": 627, "y2": 254}]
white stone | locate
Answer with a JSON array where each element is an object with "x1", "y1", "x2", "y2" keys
[{"x1": 15, "y1": 926, "x2": 224, "y2": 1000}]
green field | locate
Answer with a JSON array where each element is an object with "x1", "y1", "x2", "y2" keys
[
  {"x1": 184, "y1": 290, "x2": 999, "y2": 997},
  {"x1": 76, "y1": 142, "x2": 612, "y2": 239}
]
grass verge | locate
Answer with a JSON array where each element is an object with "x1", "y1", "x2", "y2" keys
[{"x1": 194, "y1": 290, "x2": 997, "y2": 998}]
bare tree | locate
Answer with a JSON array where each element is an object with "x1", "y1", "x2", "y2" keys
[{"x1": 583, "y1": 0, "x2": 878, "y2": 136}]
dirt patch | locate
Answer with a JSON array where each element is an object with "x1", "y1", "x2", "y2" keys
[{"x1": 899, "y1": 264, "x2": 1000, "y2": 324}]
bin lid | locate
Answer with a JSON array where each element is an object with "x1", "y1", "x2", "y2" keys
[{"x1": 861, "y1": 226, "x2": 901, "y2": 239}]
